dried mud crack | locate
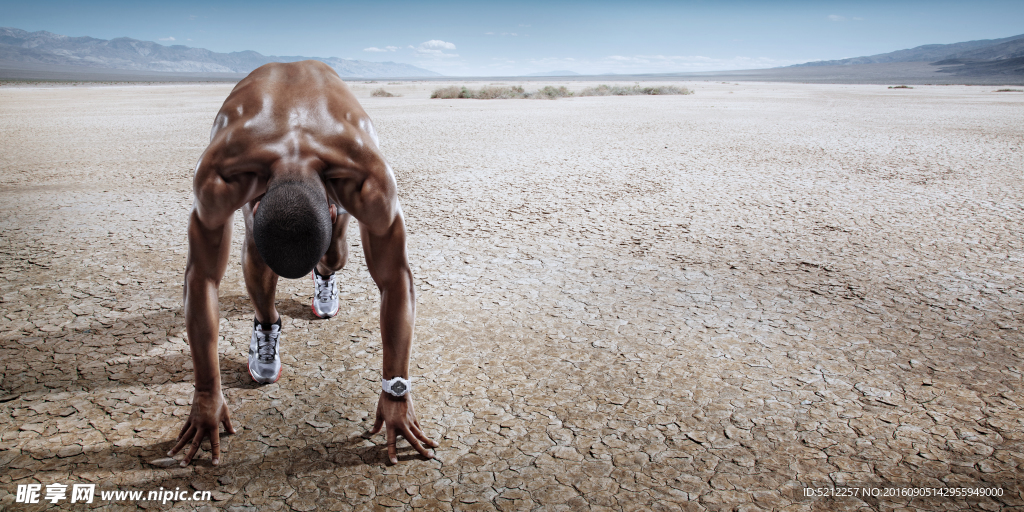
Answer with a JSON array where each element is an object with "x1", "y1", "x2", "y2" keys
[{"x1": 1, "y1": 82, "x2": 1023, "y2": 510}]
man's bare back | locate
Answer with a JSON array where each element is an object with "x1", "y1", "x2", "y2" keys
[{"x1": 170, "y1": 60, "x2": 436, "y2": 466}]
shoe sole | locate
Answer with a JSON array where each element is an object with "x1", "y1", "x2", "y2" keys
[
  {"x1": 249, "y1": 364, "x2": 282, "y2": 385},
  {"x1": 310, "y1": 301, "x2": 338, "y2": 319}
]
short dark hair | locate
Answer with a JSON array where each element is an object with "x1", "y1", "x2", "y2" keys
[{"x1": 253, "y1": 179, "x2": 332, "y2": 279}]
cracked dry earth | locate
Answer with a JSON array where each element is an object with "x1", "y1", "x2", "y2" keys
[{"x1": 1, "y1": 81, "x2": 1023, "y2": 511}]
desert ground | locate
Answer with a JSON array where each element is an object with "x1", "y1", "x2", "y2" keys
[{"x1": 1, "y1": 81, "x2": 1023, "y2": 511}]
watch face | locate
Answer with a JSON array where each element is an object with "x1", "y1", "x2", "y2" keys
[{"x1": 391, "y1": 381, "x2": 407, "y2": 395}]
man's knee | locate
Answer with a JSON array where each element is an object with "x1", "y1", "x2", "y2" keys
[{"x1": 321, "y1": 247, "x2": 347, "y2": 271}]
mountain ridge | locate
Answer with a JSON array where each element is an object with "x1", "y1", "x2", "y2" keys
[
  {"x1": 794, "y1": 33, "x2": 1024, "y2": 76},
  {"x1": 524, "y1": 70, "x2": 580, "y2": 77},
  {"x1": 0, "y1": 27, "x2": 441, "y2": 78}
]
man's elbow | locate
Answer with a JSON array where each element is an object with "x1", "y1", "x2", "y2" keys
[{"x1": 360, "y1": 185, "x2": 401, "y2": 237}]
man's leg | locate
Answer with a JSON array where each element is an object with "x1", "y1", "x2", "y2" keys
[
  {"x1": 242, "y1": 201, "x2": 279, "y2": 324},
  {"x1": 312, "y1": 205, "x2": 351, "y2": 319},
  {"x1": 242, "y1": 200, "x2": 283, "y2": 384},
  {"x1": 317, "y1": 204, "x2": 352, "y2": 275}
]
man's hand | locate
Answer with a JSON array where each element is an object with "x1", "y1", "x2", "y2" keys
[
  {"x1": 369, "y1": 391, "x2": 438, "y2": 464},
  {"x1": 169, "y1": 390, "x2": 235, "y2": 466}
]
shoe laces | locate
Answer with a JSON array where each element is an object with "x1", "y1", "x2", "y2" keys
[
  {"x1": 315, "y1": 273, "x2": 337, "y2": 302},
  {"x1": 255, "y1": 325, "x2": 279, "y2": 362}
]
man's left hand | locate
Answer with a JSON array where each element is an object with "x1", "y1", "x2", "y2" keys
[{"x1": 369, "y1": 391, "x2": 438, "y2": 464}]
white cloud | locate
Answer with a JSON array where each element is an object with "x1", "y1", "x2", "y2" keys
[
  {"x1": 159, "y1": 36, "x2": 176, "y2": 41},
  {"x1": 411, "y1": 40, "x2": 459, "y2": 59},
  {"x1": 828, "y1": 14, "x2": 846, "y2": 21},
  {"x1": 408, "y1": 42, "x2": 468, "y2": 73},
  {"x1": 364, "y1": 46, "x2": 399, "y2": 52},
  {"x1": 420, "y1": 39, "x2": 456, "y2": 50}
]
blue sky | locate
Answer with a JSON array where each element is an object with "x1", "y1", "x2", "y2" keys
[{"x1": 5, "y1": 0, "x2": 1023, "y2": 76}]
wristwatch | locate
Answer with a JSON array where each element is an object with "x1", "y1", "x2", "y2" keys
[{"x1": 382, "y1": 376, "x2": 411, "y2": 397}]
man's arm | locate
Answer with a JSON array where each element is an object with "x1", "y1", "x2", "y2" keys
[
  {"x1": 360, "y1": 211, "x2": 439, "y2": 463},
  {"x1": 334, "y1": 156, "x2": 438, "y2": 463},
  {"x1": 169, "y1": 200, "x2": 237, "y2": 466},
  {"x1": 360, "y1": 212, "x2": 414, "y2": 381}
]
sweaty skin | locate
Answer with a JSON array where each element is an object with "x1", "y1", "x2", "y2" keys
[{"x1": 171, "y1": 60, "x2": 437, "y2": 466}]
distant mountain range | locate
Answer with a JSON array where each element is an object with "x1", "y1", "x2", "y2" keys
[
  {"x1": 2, "y1": 26, "x2": 1021, "y2": 82},
  {"x1": 525, "y1": 70, "x2": 580, "y2": 77},
  {"x1": 795, "y1": 33, "x2": 1024, "y2": 76},
  {"x1": 0, "y1": 27, "x2": 441, "y2": 78}
]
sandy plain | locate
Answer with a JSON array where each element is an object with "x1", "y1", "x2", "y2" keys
[{"x1": 1, "y1": 81, "x2": 1023, "y2": 511}]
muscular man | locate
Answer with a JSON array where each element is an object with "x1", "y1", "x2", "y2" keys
[{"x1": 168, "y1": 60, "x2": 437, "y2": 466}]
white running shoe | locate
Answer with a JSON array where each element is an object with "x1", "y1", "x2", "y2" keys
[
  {"x1": 311, "y1": 270, "x2": 339, "y2": 319},
  {"x1": 248, "y1": 318, "x2": 282, "y2": 384}
]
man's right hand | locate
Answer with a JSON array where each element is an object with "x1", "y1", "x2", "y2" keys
[{"x1": 169, "y1": 390, "x2": 236, "y2": 466}]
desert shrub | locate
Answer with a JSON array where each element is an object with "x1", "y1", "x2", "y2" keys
[
  {"x1": 888, "y1": 85, "x2": 913, "y2": 89},
  {"x1": 474, "y1": 85, "x2": 527, "y2": 99},
  {"x1": 530, "y1": 85, "x2": 572, "y2": 99},
  {"x1": 577, "y1": 84, "x2": 620, "y2": 96},
  {"x1": 431, "y1": 85, "x2": 530, "y2": 99},
  {"x1": 430, "y1": 86, "x2": 463, "y2": 99},
  {"x1": 995, "y1": 88, "x2": 1023, "y2": 92},
  {"x1": 577, "y1": 83, "x2": 692, "y2": 96},
  {"x1": 430, "y1": 83, "x2": 688, "y2": 100},
  {"x1": 371, "y1": 88, "x2": 396, "y2": 97},
  {"x1": 640, "y1": 85, "x2": 692, "y2": 95}
]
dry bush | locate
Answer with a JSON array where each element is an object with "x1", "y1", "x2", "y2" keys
[
  {"x1": 577, "y1": 84, "x2": 618, "y2": 96},
  {"x1": 645, "y1": 85, "x2": 693, "y2": 95},
  {"x1": 530, "y1": 85, "x2": 572, "y2": 99},
  {"x1": 474, "y1": 85, "x2": 527, "y2": 99},
  {"x1": 995, "y1": 88, "x2": 1023, "y2": 92},
  {"x1": 430, "y1": 86, "x2": 465, "y2": 99},
  {"x1": 430, "y1": 84, "x2": 561, "y2": 99},
  {"x1": 371, "y1": 88, "x2": 397, "y2": 97},
  {"x1": 577, "y1": 84, "x2": 692, "y2": 96},
  {"x1": 431, "y1": 85, "x2": 530, "y2": 99},
  {"x1": 888, "y1": 85, "x2": 913, "y2": 89},
  {"x1": 430, "y1": 83, "x2": 685, "y2": 100}
]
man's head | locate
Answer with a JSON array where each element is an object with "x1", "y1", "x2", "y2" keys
[{"x1": 253, "y1": 179, "x2": 332, "y2": 279}]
